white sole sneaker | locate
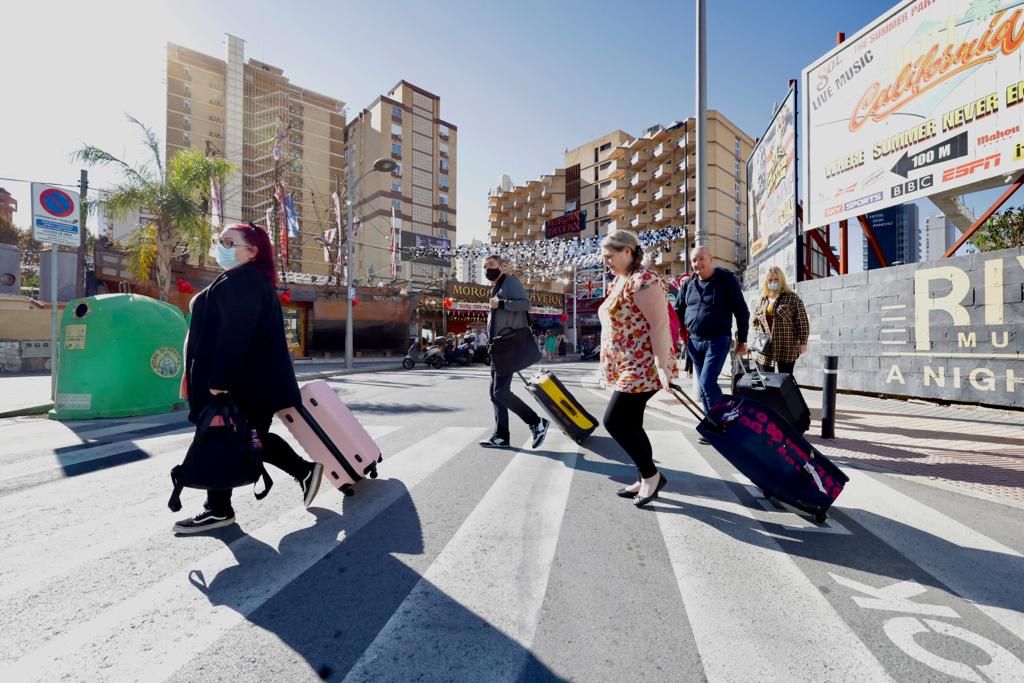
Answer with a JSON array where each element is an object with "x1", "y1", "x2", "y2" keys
[
  {"x1": 172, "y1": 514, "x2": 236, "y2": 534},
  {"x1": 303, "y1": 462, "x2": 324, "y2": 507}
]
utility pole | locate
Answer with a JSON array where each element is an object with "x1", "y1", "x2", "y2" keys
[
  {"x1": 695, "y1": 0, "x2": 708, "y2": 247},
  {"x1": 75, "y1": 169, "x2": 88, "y2": 297}
]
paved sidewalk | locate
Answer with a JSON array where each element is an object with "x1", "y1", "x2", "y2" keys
[{"x1": 651, "y1": 375, "x2": 1024, "y2": 507}]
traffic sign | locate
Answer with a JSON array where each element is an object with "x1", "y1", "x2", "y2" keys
[{"x1": 31, "y1": 183, "x2": 80, "y2": 246}]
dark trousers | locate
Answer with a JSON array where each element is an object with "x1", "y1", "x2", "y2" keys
[
  {"x1": 490, "y1": 367, "x2": 540, "y2": 441},
  {"x1": 757, "y1": 360, "x2": 796, "y2": 375},
  {"x1": 604, "y1": 390, "x2": 658, "y2": 479},
  {"x1": 207, "y1": 416, "x2": 310, "y2": 514}
]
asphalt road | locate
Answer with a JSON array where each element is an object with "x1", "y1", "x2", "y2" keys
[{"x1": 1, "y1": 362, "x2": 1022, "y2": 682}]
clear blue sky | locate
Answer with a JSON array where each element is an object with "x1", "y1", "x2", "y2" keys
[{"x1": 0, "y1": 0, "x2": 999, "y2": 266}]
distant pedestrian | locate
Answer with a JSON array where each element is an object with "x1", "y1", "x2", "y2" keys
[
  {"x1": 751, "y1": 266, "x2": 809, "y2": 375},
  {"x1": 676, "y1": 273, "x2": 694, "y2": 377},
  {"x1": 479, "y1": 254, "x2": 550, "y2": 450},
  {"x1": 175, "y1": 223, "x2": 322, "y2": 534},
  {"x1": 675, "y1": 246, "x2": 750, "y2": 419},
  {"x1": 598, "y1": 230, "x2": 677, "y2": 508},
  {"x1": 558, "y1": 334, "x2": 568, "y2": 357},
  {"x1": 545, "y1": 331, "x2": 557, "y2": 361}
]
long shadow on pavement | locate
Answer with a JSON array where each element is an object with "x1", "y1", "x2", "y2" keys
[{"x1": 189, "y1": 478, "x2": 566, "y2": 681}]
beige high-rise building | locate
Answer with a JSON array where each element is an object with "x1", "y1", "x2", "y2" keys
[
  {"x1": 488, "y1": 111, "x2": 755, "y2": 277},
  {"x1": 166, "y1": 35, "x2": 346, "y2": 277},
  {"x1": 345, "y1": 81, "x2": 456, "y2": 287}
]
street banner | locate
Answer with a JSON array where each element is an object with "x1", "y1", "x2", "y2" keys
[
  {"x1": 400, "y1": 231, "x2": 451, "y2": 267},
  {"x1": 802, "y1": 0, "x2": 1024, "y2": 228},
  {"x1": 748, "y1": 87, "x2": 797, "y2": 261}
]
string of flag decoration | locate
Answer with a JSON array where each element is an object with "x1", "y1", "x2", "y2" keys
[{"x1": 409, "y1": 227, "x2": 687, "y2": 281}]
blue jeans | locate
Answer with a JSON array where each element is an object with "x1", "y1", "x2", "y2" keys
[{"x1": 687, "y1": 335, "x2": 732, "y2": 415}]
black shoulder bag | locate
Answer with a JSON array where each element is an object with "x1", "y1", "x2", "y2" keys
[
  {"x1": 487, "y1": 277, "x2": 542, "y2": 375},
  {"x1": 168, "y1": 394, "x2": 273, "y2": 512}
]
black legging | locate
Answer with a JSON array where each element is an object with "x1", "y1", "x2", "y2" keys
[
  {"x1": 603, "y1": 390, "x2": 658, "y2": 479},
  {"x1": 207, "y1": 415, "x2": 311, "y2": 514}
]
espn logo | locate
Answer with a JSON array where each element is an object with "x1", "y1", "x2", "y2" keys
[
  {"x1": 891, "y1": 175, "x2": 934, "y2": 198},
  {"x1": 942, "y1": 154, "x2": 1000, "y2": 182}
]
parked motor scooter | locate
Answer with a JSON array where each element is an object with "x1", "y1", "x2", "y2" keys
[{"x1": 403, "y1": 341, "x2": 444, "y2": 369}]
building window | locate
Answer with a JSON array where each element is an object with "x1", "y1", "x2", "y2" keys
[
  {"x1": 439, "y1": 194, "x2": 448, "y2": 205},
  {"x1": 184, "y1": 84, "x2": 191, "y2": 97},
  {"x1": 600, "y1": 142, "x2": 612, "y2": 152},
  {"x1": 391, "y1": 198, "x2": 402, "y2": 212},
  {"x1": 440, "y1": 142, "x2": 449, "y2": 156},
  {"x1": 439, "y1": 176, "x2": 449, "y2": 190},
  {"x1": 439, "y1": 158, "x2": 449, "y2": 173},
  {"x1": 439, "y1": 210, "x2": 449, "y2": 224},
  {"x1": 391, "y1": 180, "x2": 401, "y2": 193},
  {"x1": 183, "y1": 132, "x2": 190, "y2": 145},
  {"x1": 392, "y1": 104, "x2": 402, "y2": 121},
  {"x1": 392, "y1": 163, "x2": 402, "y2": 176},
  {"x1": 183, "y1": 115, "x2": 191, "y2": 131},
  {"x1": 594, "y1": 167, "x2": 599, "y2": 181},
  {"x1": 391, "y1": 122, "x2": 402, "y2": 138},
  {"x1": 392, "y1": 142, "x2": 402, "y2": 158},
  {"x1": 183, "y1": 98, "x2": 191, "y2": 112},
  {"x1": 184, "y1": 66, "x2": 191, "y2": 78},
  {"x1": 439, "y1": 124, "x2": 449, "y2": 138}
]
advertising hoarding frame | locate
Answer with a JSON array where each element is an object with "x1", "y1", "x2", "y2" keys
[
  {"x1": 747, "y1": 86, "x2": 798, "y2": 266},
  {"x1": 800, "y1": 0, "x2": 1024, "y2": 230}
]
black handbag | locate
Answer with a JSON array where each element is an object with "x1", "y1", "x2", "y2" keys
[
  {"x1": 168, "y1": 395, "x2": 273, "y2": 512},
  {"x1": 750, "y1": 331, "x2": 772, "y2": 356},
  {"x1": 489, "y1": 325, "x2": 543, "y2": 376}
]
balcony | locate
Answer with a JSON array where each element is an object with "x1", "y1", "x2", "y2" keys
[
  {"x1": 678, "y1": 202, "x2": 696, "y2": 222},
  {"x1": 678, "y1": 135, "x2": 695, "y2": 151},
  {"x1": 629, "y1": 149, "x2": 649, "y2": 167},
  {"x1": 653, "y1": 163, "x2": 674, "y2": 182},
  {"x1": 653, "y1": 207, "x2": 672, "y2": 225},
  {"x1": 653, "y1": 141, "x2": 671, "y2": 160},
  {"x1": 608, "y1": 178, "x2": 628, "y2": 198},
  {"x1": 630, "y1": 215, "x2": 642, "y2": 229},
  {"x1": 608, "y1": 198, "x2": 625, "y2": 216},
  {"x1": 629, "y1": 171, "x2": 648, "y2": 188},
  {"x1": 609, "y1": 157, "x2": 630, "y2": 179},
  {"x1": 653, "y1": 184, "x2": 676, "y2": 202},
  {"x1": 655, "y1": 249, "x2": 677, "y2": 266},
  {"x1": 630, "y1": 193, "x2": 647, "y2": 209}
]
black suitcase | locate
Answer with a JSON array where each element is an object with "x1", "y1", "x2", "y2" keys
[
  {"x1": 669, "y1": 384, "x2": 848, "y2": 522},
  {"x1": 734, "y1": 366, "x2": 810, "y2": 434},
  {"x1": 520, "y1": 370, "x2": 597, "y2": 444}
]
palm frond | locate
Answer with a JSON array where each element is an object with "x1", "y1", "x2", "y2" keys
[
  {"x1": 126, "y1": 115, "x2": 164, "y2": 182},
  {"x1": 124, "y1": 223, "x2": 158, "y2": 285}
]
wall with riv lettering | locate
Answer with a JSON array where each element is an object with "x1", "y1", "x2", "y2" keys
[{"x1": 753, "y1": 246, "x2": 1024, "y2": 409}]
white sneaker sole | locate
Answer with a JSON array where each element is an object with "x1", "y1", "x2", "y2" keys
[
  {"x1": 303, "y1": 463, "x2": 324, "y2": 507},
  {"x1": 172, "y1": 516, "x2": 236, "y2": 534}
]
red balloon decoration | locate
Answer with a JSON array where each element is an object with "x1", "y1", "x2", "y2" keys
[
  {"x1": 443, "y1": 297, "x2": 453, "y2": 310},
  {"x1": 560, "y1": 312, "x2": 569, "y2": 322},
  {"x1": 279, "y1": 289, "x2": 292, "y2": 304},
  {"x1": 176, "y1": 278, "x2": 195, "y2": 294}
]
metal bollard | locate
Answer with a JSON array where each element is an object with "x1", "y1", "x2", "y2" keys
[{"x1": 821, "y1": 355, "x2": 839, "y2": 439}]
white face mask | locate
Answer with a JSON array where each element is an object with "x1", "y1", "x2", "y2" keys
[{"x1": 768, "y1": 281, "x2": 780, "y2": 292}]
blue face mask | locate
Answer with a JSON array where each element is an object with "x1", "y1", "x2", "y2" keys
[{"x1": 215, "y1": 242, "x2": 239, "y2": 270}]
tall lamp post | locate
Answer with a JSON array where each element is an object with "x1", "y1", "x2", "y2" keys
[{"x1": 345, "y1": 157, "x2": 398, "y2": 369}]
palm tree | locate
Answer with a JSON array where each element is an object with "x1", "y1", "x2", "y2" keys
[{"x1": 73, "y1": 116, "x2": 236, "y2": 301}]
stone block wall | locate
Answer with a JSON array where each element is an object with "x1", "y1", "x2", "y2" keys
[{"x1": 744, "y1": 246, "x2": 1024, "y2": 409}]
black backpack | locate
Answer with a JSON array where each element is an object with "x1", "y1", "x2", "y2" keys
[{"x1": 168, "y1": 395, "x2": 273, "y2": 512}]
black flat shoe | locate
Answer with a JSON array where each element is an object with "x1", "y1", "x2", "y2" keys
[
  {"x1": 634, "y1": 474, "x2": 668, "y2": 508},
  {"x1": 616, "y1": 486, "x2": 640, "y2": 499}
]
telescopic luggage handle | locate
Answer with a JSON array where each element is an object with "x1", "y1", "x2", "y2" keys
[{"x1": 668, "y1": 382, "x2": 705, "y2": 421}]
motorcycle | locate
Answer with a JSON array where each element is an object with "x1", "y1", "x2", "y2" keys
[
  {"x1": 403, "y1": 342, "x2": 445, "y2": 370},
  {"x1": 462, "y1": 334, "x2": 491, "y2": 366}
]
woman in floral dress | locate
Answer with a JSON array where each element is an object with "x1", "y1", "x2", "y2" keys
[{"x1": 598, "y1": 230, "x2": 677, "y2": 508}]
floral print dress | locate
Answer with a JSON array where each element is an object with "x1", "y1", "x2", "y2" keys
[{"x1": 599, "y1": 267, "x2": 677, "y2": 393}]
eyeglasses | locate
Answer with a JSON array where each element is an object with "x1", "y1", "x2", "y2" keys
[{"x1": 218, "y1": 238, "x2": 250, "y2": 249}]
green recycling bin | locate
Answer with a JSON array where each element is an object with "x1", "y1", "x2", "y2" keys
[{"x1": 50, "y1": 294, "x2": 188, "y2": 420}]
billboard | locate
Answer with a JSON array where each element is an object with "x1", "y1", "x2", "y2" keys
[
  {"x1": 400, "y1": 231, "x2": 451, "y2": 267},
  {"x1": 747, "y1": 87, "x2": 797, "y2": 261},
  {"x1": 544, "y1": 210, "x2": 586, "y2": 239},
  {"x1": 802, "y1": 0, "x2": 1024, "y2": 228}
]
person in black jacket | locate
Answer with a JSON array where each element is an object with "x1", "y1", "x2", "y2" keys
[
  {"x1": 675, "y1": 246, "x2": 750, "y2": 420},
  {"x1": 174, "y1": 223, "x2": 322, "y2": 534}
]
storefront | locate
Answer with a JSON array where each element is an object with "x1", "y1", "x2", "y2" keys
[{"x1": 446, "y1": 281, "x2": 565, "y2": 337}]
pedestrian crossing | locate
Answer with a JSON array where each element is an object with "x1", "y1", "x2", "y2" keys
[{"x1": 1, "y1": 384, "x2": 1022, "y2": 682}]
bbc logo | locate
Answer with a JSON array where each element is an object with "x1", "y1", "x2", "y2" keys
[{"x1": 891, "y1": 175, "x2": 934, "y2": 198}]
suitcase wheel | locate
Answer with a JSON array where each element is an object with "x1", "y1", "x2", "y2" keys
[
  {"x1": 367, "y1": 465, "x2": 378, "y2": 479},
  {"x1": 341, "y1": 484, "x2": 355, "y2": 497},
  {"x1": 377, "y1": 454, "x2": 383, "y2": 463},
  {"x1": 814, "y1": 511, "x2": 828, "y2": 524}
]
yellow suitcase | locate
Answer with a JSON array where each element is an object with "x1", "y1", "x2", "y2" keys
[{"x1": 521, "y1": 370, "x2": 597, "y2": 444}]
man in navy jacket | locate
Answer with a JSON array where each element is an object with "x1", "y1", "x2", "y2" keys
[{"x1": 675, "y1": 246, "x2": 750, "y2": 417}]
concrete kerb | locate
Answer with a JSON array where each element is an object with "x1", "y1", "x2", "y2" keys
[{"x1": 0, "y1": 402, "x2": 55, "y2": 419}]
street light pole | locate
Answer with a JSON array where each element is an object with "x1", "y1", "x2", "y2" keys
[
  {"x1": 344, "y1": 158, "x2": 398, "y2": 370},
  {"x1": 695, "y1": 0, "x2": 708, "y2": 248}
]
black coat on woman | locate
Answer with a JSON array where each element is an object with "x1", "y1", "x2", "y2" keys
[{"x1": 184, "y1": 261, "x2": 300, "y2": 424}]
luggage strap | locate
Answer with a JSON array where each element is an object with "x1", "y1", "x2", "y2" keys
[{"x1": 294, "y1": 404, "x2": 363, "y2": 482}]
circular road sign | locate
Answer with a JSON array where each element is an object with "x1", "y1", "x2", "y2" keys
[{"x1": 39, "y1": 188, "x2": 75, "y2": 218}]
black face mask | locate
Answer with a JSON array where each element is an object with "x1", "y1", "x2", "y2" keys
[{"x1": 485, "y1": 268, "x2": 502, "y2": 282}]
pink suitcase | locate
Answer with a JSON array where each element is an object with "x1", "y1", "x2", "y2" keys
[{"x1": 276, "y1": 380, "x2": 382, "y2": 496}]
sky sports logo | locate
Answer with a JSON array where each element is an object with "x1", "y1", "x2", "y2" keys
[{"x1": 844, "y1": 192, "x2": 883, "y2": 211}]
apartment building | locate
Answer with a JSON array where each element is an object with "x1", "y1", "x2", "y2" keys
[
  {"x1": 166, "y1": 35, "x2": 346, "y2": 277},
  {"x1": 345, "y1": 81, "x2": 457, "y2": 287},
  {"x1": 488, "y1": 111, "x2": 755, "y2": 277}
]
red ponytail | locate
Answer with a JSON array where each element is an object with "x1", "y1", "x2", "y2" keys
[{"x1": 231, "y1": 222, "x2": 277, "y2": 288}]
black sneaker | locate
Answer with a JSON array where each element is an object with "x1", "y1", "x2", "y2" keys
[
  {"x1": 173, "y1": 509, "x2": 236, "y2": 534},
  {"x1": 531, "y1": 418, "x2": 550, "y2": 449},
  {"x1": 300, "y1": 462, "x2": 324, "y2": 507},
  {"x1": 479, "y1": 434, "x2": 511, "y2": 449}
]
